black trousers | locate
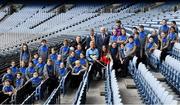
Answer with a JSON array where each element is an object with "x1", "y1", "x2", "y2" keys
[
  {"x1": 121, "y1": 56, "x2": 133, "y2": 77},
  {"x1": 160, "y1": 49, "x2": 169, "y2": 63}
]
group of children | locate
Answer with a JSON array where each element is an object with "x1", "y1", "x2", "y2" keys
[{"x1": 1, "y1": 19, "x2": 179, "y2": 96}]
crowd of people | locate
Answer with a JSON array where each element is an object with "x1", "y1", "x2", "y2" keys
[{"x1": 0, "y1": 19, "x2": 179, "y2": 98}]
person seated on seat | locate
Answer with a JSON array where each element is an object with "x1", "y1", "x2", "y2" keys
[
  {"x1": 2, "y1": 79, "x2": 16, "y2": 96},
  {"x1": 14, "y1": 73, "x2": 24, "y2": 90},
  {"x1": 38, "y1": 39, "x2": 49, "y2": 62},
  {"x1": 10, "y1": 61, "x2": 19, "y2": 76},
  {"x1": 30, "y1": 72, "x2": 42, "y2": 88},
  {"x1": 26, "y1": 61, "x2": 36, "y2": 80},
  {"x1": 79, "y1": 53, "x2": 89, "y2": 68},
  {"x1": 56, "y1": 62, "x2": 67, "y2": 80},
  {"x1": 159, "y1": 19, "x2": 169, "y2": 34},
  {"x1": 59, "y1": 39, "x2": 70, "y2": 61},
  {"x1": 44, "y1": 59, "x2": 55, "y2": 79},
  {"x1": 167, "y1": 26, "x2": 178, "y2": 50},
  {"x1": 49, "y1": 48, "x2": 58, "y2": 63},
  {"x1": 109, "y1": 29, "x2": 118, "y2": 46},
  {"x1": 19, "y1": 61, "x2": 27, "y2": 77},
  {"x1": 122, "y1": 36, "x2": 137, "y2": 77},
  {"x1": 32, "y1": 53, "x2": 39, "y2": 65},
  {"x1": 2, "y1": 68, "x2": 14, "y2": 83},
  {"x1": 145, "y1": 36, "x2": 158, "y2": 58},
  {"x1": 54, "y1": 54, "x2": 62, "y2": 72},
  {"x1": 35, "y1": 57, "x2": 45, "y2": 77},
  {"x1": 75, "y1": 44, "x2": 82, "y2": 59},
  {"x1": 170, "y1": 21, "x2": 179, "y2": 36},
  {"x1": 66, "y1": 51, "x2": 77, "y2": 70},
  {"x1": 117, "y1": 28, "x2": 128, "y2": 45}
]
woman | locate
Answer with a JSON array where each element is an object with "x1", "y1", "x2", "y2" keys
[
  {"x1": 117, "y1": 28, "x2": 128, "y2": 45},
  {"x1": 100, "y1": 45, "x2": 112, "y2": 65},
  {"x1": 20, "y1": 43, "x2": 31, "y2": 65},
  {"x1": 167, "y1": 26, "x2": 178, "y2": 50}
]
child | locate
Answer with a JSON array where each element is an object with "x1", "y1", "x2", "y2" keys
[
  {"x1": 19, "y1": 61, "x2": 27, "y2": 77},
  {"x1": 117, "y1": 28, "x2": 128, "y2": 45},
  {"x1": 2, "y1": 68, "x2": 14, "y2": 82},
  {"x1": 30, "y1": 72, "x2": 42, "y2": 88},
  {"x1": 44, "y1": 59, "x2": 55, "y2": 79},
  {"x1": 59, "y1": 39, "x2": 70, "y2": 61},
  {"x1": 79, "y1": 53, "x2": 89, "y2": 68},
  {"x1": 49, "y1": 48, "x2": 58, "y2": 63},
  {"x1": 14, "y1": 73, "x2": 24, "y2": 90},
  {"x1": 75, "y1": 44, "x2": 82, "y2": 58},
  {"x1": 72, "y1": 60, "x2": 86, "y2": 75},
  {"x1": 26, "y1": 61, "x2": 36, "y2": 80},
  {"x1": 57, "y1": 62, "x2": 67, "y2": 80},
  {"x1": 2, "y1": 79, "x2": 15, "y2": 96},
  {"x1": 32, "y1": 53, "x2": 39, "y2": 65},
  {"x1": 38, "y1": 39, "x2": 49, "y2": 62},
  {"x1": 115, "y1": 20, "x2": 122, "y2": 36},
  {"x1": 145, "y1": 36, "x2": 158, "y2": 57},
  {"x1": 66, "y1": 51, "x2": 77, "y2": 69},
  {"x1": 20, "y1": 43, "x2": 31, "y2": 65},
  {"x1": 35, "y1": 57, "x2": 45, "y2": 77},
  {"x1": 139, "y1": 25, "x2": 147, "y2": 58},
  {"x1": 10, "y1": 61, "x2": 19, "y2": 76},
  {"x1": 54, "y1": 54, "x2": 62, "y2": 72},
  {"x1": 167, "y1": 26, "x2": 178, "y2": 50}
]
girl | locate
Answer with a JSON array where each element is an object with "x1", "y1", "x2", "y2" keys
[{"x1": 20, "y1": 43, "x2": 31, "y2": 65}]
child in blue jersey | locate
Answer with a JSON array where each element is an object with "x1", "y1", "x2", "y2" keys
[
  {"x1": 75, "y1": 44, "x2": 82, "y2": 59},
  {"x1": 134, "y1": 32, "x2": 141, "y2": 57},
  {"x1": 79, "y1": 53, "x2": 89, "y2": 68},
  {"x1": 54, "y1": 54, "x2": 62, "y2": 72},
  {"x1": 10, "y1": 61, "x2": 19, "y2": 76},
  {"x1": 167, "y1": 26, "x2": 178, "y2": 50},
  {"x1": 26, "y1": 61, "x2": 36, "y2": 80},
  {"x1": 32, "y1": 53, "x2": 39, "y2": 65},
  {"x1": 159, "y1": 19, "x2": 169, "y2": 34},
  {"x1": 72, "y1": 60, "x2": 86, "y2": 75},
  {"x1": 2, "y1": 80, "x2": 15, "y2": 96},
  {"x1": 20, "y1": 43, "x2": 31, "y2": 65},
  {"x1": 19, "y1": 61, "x2": 27, "y2": 77},
  {"x1": 117, "y1": 28, "x2": 128, "y2": 45},
  {"x1": 14, "y1": 73, "x2": 24, "y2": 90},
  {"x1": 109, "y1": 29, "x2": 118, "y2": 45},
  {"x1": 44, "y1": 59, "x2": 55, "y2": 79},
  {"x1": 151, "y1": 29, "x2": 159, "y2": 45},
  {"x1": 2, "y1": 68, "x2": 14, "y2": 82},
  {"x1": 30, "y1": 72, "x2": 42, "y2": 88},
  {"x1": 38, "y1": 39, "x2": 49, "y2": 62},
  {"x1": 66, "y1": 51, "x2": 77, "y2": 69},
  {"x1": 145, "y1": 36, "x2": 158, "y2": 57},
  {"x1": 49, "y1": 48, "x2": 58, "y2": 63},
  {"x1": 35, "y1": 57, "x2": 45, "y2": 77},
  {"x1": 132, "y1": 27, "x2": 138, "y2": 36},
  {"x1": 59, "y1": 39, "x2": 70, "y2": 61},
  {"x1": 57, "y1": 62, "x2": 67, "y2": 80}
]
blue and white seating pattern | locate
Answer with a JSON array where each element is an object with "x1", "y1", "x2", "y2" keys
[
  {"x1": 104, "y1": 62, "x2": 123, "y2": 105},
  {"x1": 159, "y1": 55, "x2": 180, "y2": 92},
  {"x1": 129, "y1": 61, "x2": 178, "y2": 105},
  {"x1": 171, "y1": 43, "x2": 180, "y2": 60}
]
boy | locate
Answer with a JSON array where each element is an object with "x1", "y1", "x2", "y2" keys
[
  {"x1": 14, "y1": 73, "x2": 24, "y2": 90},
  {"x1": 59, "y1": 39, "x2": 70, "y2": 61},
  {"x1": 35, "y1": 57, "x2": 45, "y2": 77},
  {"x1": 38, "y1": 39, "x2": 48, "y2": 62},
  {"x1": 2, "y1": 79, "x2": 15, "y2": 96},
  {"x1": 49, "y1": 48, "x2": 58, "y2": 63},
  {"x1": 10, "y1": 61, "x2": 19, "y2": 76},
  {"x1": 30, "y1": 72, "x2": 42, "y2": 88},
  {"x1": 2, "y1": 68, "x2": 14, "y2": 82},
  {"x1": 32, "y1": 53, "x2": 39, "y2": 65}
]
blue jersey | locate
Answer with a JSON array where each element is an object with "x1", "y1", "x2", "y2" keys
[
  {"x1": 2, "y1": 73, "x2": 14, "y2": 82},
  {"x1": 86, "y1": 48, "x2": 99, "y2": 62},
  {"x1": 36, "y1": 63, "x2": 45, "y2": 76},
  {"x1": 32, "y1": 58, "x2": 38, "y2": 65},
  {"x1": 134, "y1": 38, "x2": 140, "y2": 47},
  {"x1": 73, "y1": 66, "x2": 82, "y2": 73},
  {"x1": 31, "y1": 77, "x2": 42, "y2": 87},
  {"x1": 15, "y1": 78, "x2": 24, "y2": 89},
  {"x1": 146, "y1": 42, "x2": 154, "y2": 49},
  {"x1": 19, "y1": 67, "x2": 27, "y2": 76},
  {"x1": 168, "y1": 32, "x2": 177, "y2": 41},
  {"x1": 10, "y1": 66, "x2": 19, "y2": 75},
  {"x1": 75, "y1": 50, "x2": 82, "y2": 58},
  {"x1": 38, "y1": 45, "x2": 48, "y2": 61},
  {"x1": 58, "y1": 67, "x2": 67, "y2": 77},
  {"x1": 26, "y1": 67, "x2": 36, "y2": 79},
  {"x1": 45, "y1": 65, "x2": 54, "y2": 78},
  {"x1": 160, "y1": 25, "x2": 169, "y2": 33},
  {"x1": 80, "y1": 58, "x2": 87, "y2": 66},
  {"x1": 50, "y1": 53, "x2": 58, "y2": 62},
  {"x1": 139, "y1": 31, "x2": 146, "y2": 39},
  {"x1": 2, "y1": 85, "x2": 14, "y2": 93},
  {"x1": 20, "y1": 51, "x2": 30, "y2": 63}
]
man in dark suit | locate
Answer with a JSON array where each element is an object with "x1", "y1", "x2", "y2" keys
[
  {"x1": 86, "y1": 28, "x2": 98, "y2": 49},
  {"x1": 96, "y1": 27, "x2": 110, "y2": 51}
]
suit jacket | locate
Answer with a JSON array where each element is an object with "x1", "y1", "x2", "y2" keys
[{"x1": 96, "y1": 33, "x2": 110, "y2": 50}]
